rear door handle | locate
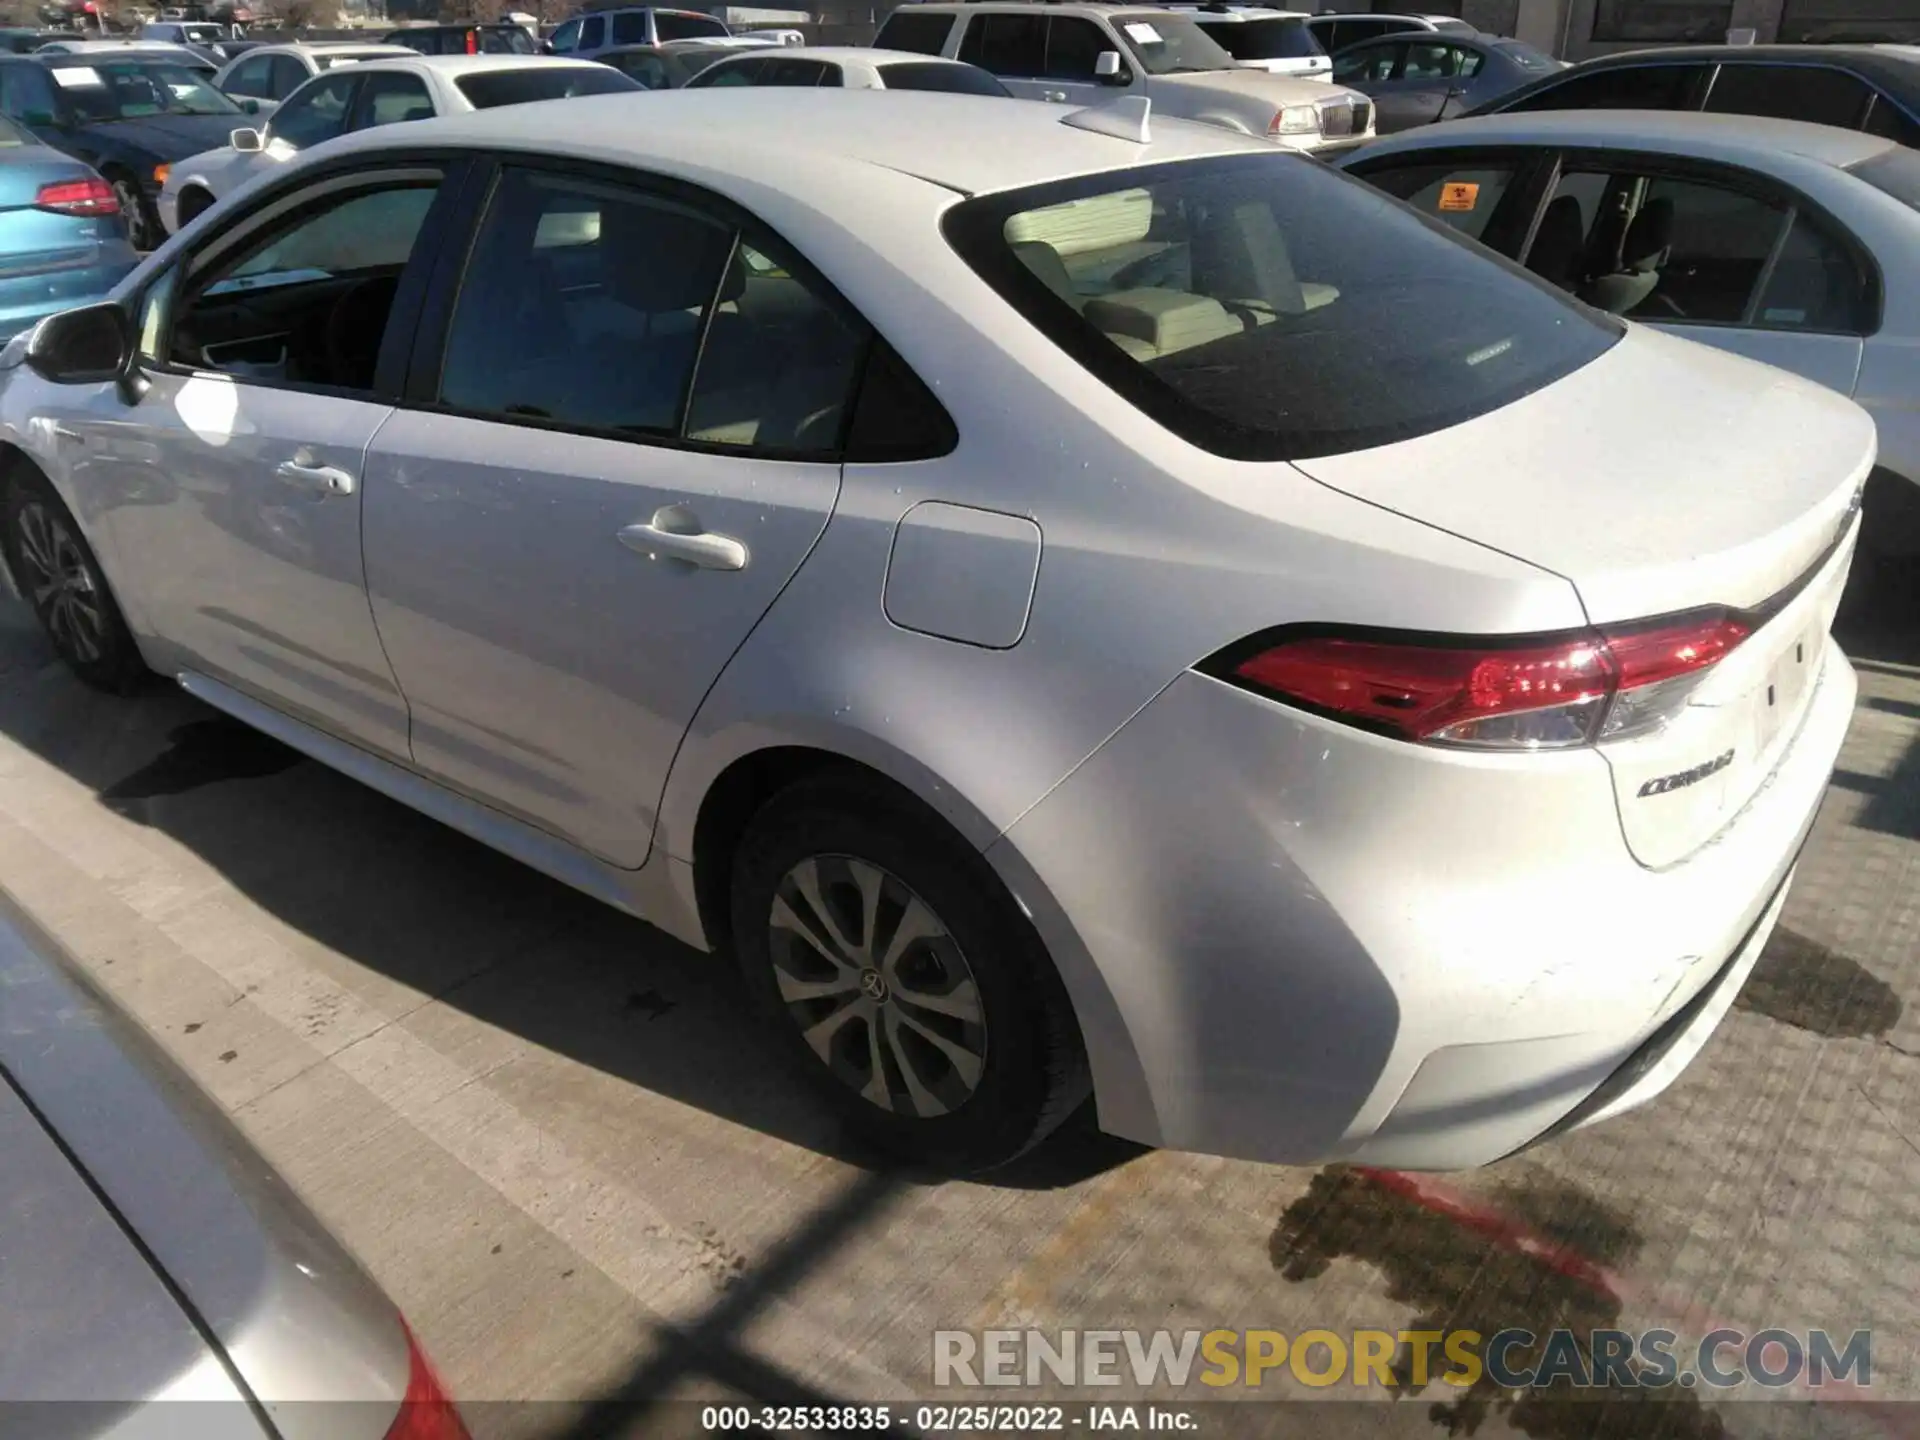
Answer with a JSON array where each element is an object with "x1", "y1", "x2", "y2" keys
[
  {"x1": 1042, "y1": 89, "x2": 1068, "y2": 102},
  {"x1": 274, "y1": 450, "x2": 356, "y2": 497},
  {"x1": 618, "y1": 516, "x2": 747, "y2": 571}
]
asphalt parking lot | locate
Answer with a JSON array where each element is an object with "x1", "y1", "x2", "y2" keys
[{"x1": 2, "y1": 571, "x2": 1918, "y2": 1440}]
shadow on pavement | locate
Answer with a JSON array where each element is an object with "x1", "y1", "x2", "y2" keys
[{"x1": 0, "y1": 600, "x2": 1137, "y2": 1194}]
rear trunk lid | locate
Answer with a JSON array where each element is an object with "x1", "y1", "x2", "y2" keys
[{"x1": 1291, "y1": 324, "x2": 1872, "y2": 867}]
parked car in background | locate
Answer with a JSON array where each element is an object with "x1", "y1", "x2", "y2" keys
[
  {"x1": 0, "y1": 29, "x2": 67, "y2": 53},
  {"x1": 1345, "y1": 109, "x2": 1920, "y2": 568},
  {"x1": 379, "y1": 21, "x2": 539, "y2": 56},
  {"x1": 1468, "y1": 44, "x2": 1920, "y2": 147},
  {"x1": 0, "y1": 114, "x2": 134, "y2": 341},
  {"x1": 873, "y1": 2, "x2": 1376, "y2": 154},
  {"x1": 1166, "y1": 5, "x2": 1329, "y2": 80},
  {"x1": 0, "y1": 894, "x2": 470, "y2": 1440},
  {"x1": 160, "y1": 54, "x2": 638, "y2": 232},
  {"x1": 0, "y1": 89, "x2": 1869, "y2": 1174},
  {"x1": 1304, "y1": 11, "x2": 1473, "y2": 53},
  {"x1": 0, "y1": 51, "x2": 245, "y2": 246},
  {"x1": 547, "y1": 7, "x2": 794, "y2": 59},
  {"x1": 35, "y1": 39, "x2": 216, "y2": 75},
  {"x1": 138, "y1": 20, "x2": 247, "y2": 61},
  {"x1": 592, "y1": 38, "x2": 753, "y2": 87},
  {"x1": 215, "y1": 41, "x2": 415, "y2": 116},
  {"x1": 688, "y1": 45, "x2": 1012, "y2": 92},
  {"x1": 1330, "y1": 30, "x2": 1558, "y2": 131}
]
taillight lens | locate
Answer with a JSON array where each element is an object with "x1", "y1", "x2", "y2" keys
[
  {"x1": 465, "y1": 28, "x2": 478, "y2": 52},
  {"x1": 383, "y1": 1324, "x2": 471, "y2": 1440},
  {"x1": 35, "y1": 178, "x2": 119, "y2": 216},
  {"x1": 1213, "y1": 609, "x2": 1751, "y2": 751}
]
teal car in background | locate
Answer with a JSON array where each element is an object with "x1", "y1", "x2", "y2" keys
[{"x1": 0, "y1": 112, "x2": 134, "y2": 341}]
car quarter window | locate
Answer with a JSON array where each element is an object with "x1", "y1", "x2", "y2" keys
[
  {"x1": 222, "y1": 53, "x2": 272, "y2": 97},
  {"x1": 1357, "y1": 156, "x2": 1526, "y2": 243},
  {"x1": 1504, "y1": 62, "x2": 1708, "y2": 113},
  {"x1": 163, "y1": 175, "x2": 443, "y2": 393},
  {"x1": 270, "y1": 72, "x2": 357, "y2": 148},
  {"x1": 872, "y1": 9, "x2": 956, "y2": 55},
  {"x1": 958, "y1": 12, "x2": 1048, "y2": 77},
  {"x1": 436, "y1": 167, "x2": 870, "y2": 456},
  {"x1": 352, "y1": 71, "x2": 435, "y2": 128},
  {"x1": 1526, "y1": 160, "x2": 1868, "y2": 333},
  {"x1": 1702, "y1": 63, "x2": 1874, "y2": 129},
  {"x1": 1332, "y1": 43, "x2": 1397, "y2": 83},
  {"x1": 1456, "y1": 46, "x2": 1483, "y2": 78}
]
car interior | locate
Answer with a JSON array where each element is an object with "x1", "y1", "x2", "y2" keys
[{"x1": 166, "y1": 184, "x2": 438, "y2": 391}]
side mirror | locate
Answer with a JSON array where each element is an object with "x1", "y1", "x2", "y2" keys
[
  {"x1": 230, "y1": 126, "x2": 262, "y2": 151},
  {"x1": 1094, "y1": 49, "x2": 1125, "y2": 82},
  {"x1": 538, "y1": 39, "x2": 553, "y2": 53},
  {"x1": 26, "y1": 302, "x2": 131, "y2": 387},
  {"x1": 19, "y1": 107, "x2": 58, "y2": 127},
  {"x1": 238, "y1": 96, "x2": 259, "y2": 114}
]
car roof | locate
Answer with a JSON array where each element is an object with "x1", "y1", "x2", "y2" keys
[
  {"x1": 356, "y1": 52, "x2": 604, "y2": 75},
  {"x1": 1560, "y1": 42, "x2": 1920, "y2": 84},
  {"x1": 38, "y1": 43, "x2": 202, "y2": 60},
  {"x1": 1353, "y1": 107, "x2": 1901, "y2": 169},
  {"x1": 1172, "y1": 7, "x2": 1313, "y2": 19},
  {"x1": 334, "y1": 87, "x2": 1261, "y2": 196},
  {"x1": 238, "y1": 40, "x2": 414, "y2": 56},
  {"x1": 715, "y1": 45, "x2": 972, "y2": 63}
]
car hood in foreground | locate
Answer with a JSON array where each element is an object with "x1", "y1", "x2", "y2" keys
[{"x1": 1289, "y1": 324, "x2": 1875, "y2": 624}]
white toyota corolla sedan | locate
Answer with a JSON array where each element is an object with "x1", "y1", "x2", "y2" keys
[{"x1": 0, "y1": 90, "x2": 1868, "y2": 1172}]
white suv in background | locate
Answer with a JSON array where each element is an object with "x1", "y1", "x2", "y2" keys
[
  {"x1": 874, "y1": 1, "x2": 1374, "y2": 153},
  {"x1": 1165, "y1": 5, "x2": 1331, "y2": 80},
  {"x1": 546, "y1": 6, "x2": 800, "y2": 58}
]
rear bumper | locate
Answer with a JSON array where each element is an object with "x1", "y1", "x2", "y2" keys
[
  {"x1": 991, "y1": 635, "x2": 1856, "y2": 1170},
  {"x1": 0, "y1": 251, "x2": 139, "y2": 343}
]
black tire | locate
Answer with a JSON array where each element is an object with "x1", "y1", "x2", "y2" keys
[
  {"x1": 730, "y1": 775, "x2": 1090, "y2": 1173},
  {"x1": 108, "y1": 173, "x2": 158, "y2": 251},
  {"x1": 2, "y1": 468, "x2": 148, "y2": 693}
]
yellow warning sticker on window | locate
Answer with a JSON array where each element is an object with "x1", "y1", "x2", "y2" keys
[{"x1": 1438, "y1": 181, "x2": 1480, "y2": 212}]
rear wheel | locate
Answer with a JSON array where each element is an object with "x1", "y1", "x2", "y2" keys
[
  {"x1": 730, "y1": 777, "x2": 1088, "y2": 1172},
  {"x1": 2, "y1": 470, "x2": 147, "y2": 692}
]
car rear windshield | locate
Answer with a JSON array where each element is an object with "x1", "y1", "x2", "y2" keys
[
  {"x1": 1111, "y1": 13, "x2": 1234, "y2": 74},
  {"x1": 455, "y1": 65, "x2": 638, "y2": 107},
  {"x1": 53, "y1": 59, "x2": 241, "y2": 118},
  {"x1": 1205, "y1": 17, "x2": 1325, "y2": 61},
  {"x1": 1491, "y1": 39, "x2": 1559, "y2": 70},
  {"x1": 944, "y1": 154, "x2": 1620, "y2": 461},
  {"x1": 655, "y1": 12, "x2": 729, "y2": 39},
  {"x1": 879, "y1": 59, "x2": 1010, "y2": 95},
  {"x1": 1849, "y1": 145, "x2": 1920, "y2": 211}
]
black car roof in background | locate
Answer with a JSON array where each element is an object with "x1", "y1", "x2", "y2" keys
[{"x1": 1533, "y1": 43, "x2": 1920, "y2": 85}]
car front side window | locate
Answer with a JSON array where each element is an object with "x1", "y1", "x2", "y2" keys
[
  {"x1": 268, "y1": 72, "x2": 357, "y2": 149},
  {"x1": 548, "y1": 17, "x2": 581, "y2": 52},
  {"x1": 580, "y1": 15, "x2": 605, "y2": 49}
]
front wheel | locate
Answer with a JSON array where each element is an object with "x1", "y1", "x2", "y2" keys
[
  {"x1": 2, "y1": 471, "x2": 147, "y2": 692},
  {"x1": 730, "y1": 778, "x2": 1089, "y2": 1172},
  {"x1": 108, "y1": 174, "x2": 158, "y2": 250}
]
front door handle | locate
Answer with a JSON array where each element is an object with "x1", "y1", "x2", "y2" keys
[
  {"x1": 618, "y1": 510, "x2": 747, "y2": 571},
  {"x1": 274, "y1": 450, "x2": 356, "y2": 497},
  {"x1": 1042, "y1": 89, "x2": 1068, "y2": 102}
]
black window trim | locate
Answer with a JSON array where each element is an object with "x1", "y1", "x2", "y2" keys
[
  {"x1": 130, "y1": 150, "x2": 483, "y2": 407},
  {"x1": 1517, "y1": 145, "x2": 1883, "y2": 339},
  {"x1": 399, "y1": 150, "x2": 955, "y2": 465}
]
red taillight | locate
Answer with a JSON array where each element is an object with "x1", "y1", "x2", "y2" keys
[
  {"x1": 35, "y1": 178, "x2": 118, "y2": 217},
  {"x1": 465, "y1": 28, "x2": 478, "y2": 52},
  {"x1": 1215, "y1": 609, "x2": 1751, "y2": 750},
  {"x1": 383, "y1": 1324, "x2": 470, "y2": 1440}
]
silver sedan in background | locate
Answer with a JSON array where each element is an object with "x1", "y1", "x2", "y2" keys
[
  {"x1": 1330, "y1": 30, "x2": 1562, "y2": 131},
  {"x1": 0, "y1": 894, "x2": 467, "y2": 1440}
]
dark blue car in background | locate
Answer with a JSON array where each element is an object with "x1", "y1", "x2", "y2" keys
[{"x1": 0, "y1": 110, "x2": 133, "y2": 342}]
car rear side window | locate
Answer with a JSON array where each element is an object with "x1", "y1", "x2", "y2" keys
[
  {"x1": 611, "y1": 11, "x2": 650, "y2": 44},
  {"x1": 222, "y1": 53, "x2": 272, "y2": 97},
  {"x1": 654, "y1": 12, "x2": 727, "y2": 39},
  {"x1": 873, "y1": 10, "x2": 956, "y2": 56},
  {"x1": 879, "y1": 60, "x2": 1009, "y2": 95},
  {"x1": 439, "y1": 168, "x2": 870, "y2": 456},
  {"x1": 1703, "y1": 63, "x2": 1874, "y2": 129},
  {"x1": 693, "y1": 56, "x2": 767, "y2": 85},
  {"x1": 945, "y1": 154, "x2": 1619, "y2": 462},
  {"x1": 1503, "y1": 63, "x2": 1707, "y2": 113},
  {"x1": 456, "y1": 67, "x2": 637, "y2": 107},
  {"x1": 581, "y1": 16, "x2": 606, "y2": 48},
  {"x1": 1358, "y1": 157, "x2": 1524, "y2": 244}
]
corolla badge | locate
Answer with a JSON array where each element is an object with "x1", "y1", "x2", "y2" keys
[{"x1": 1638, "y1": 749, "x2": 1735, "y2": 798}]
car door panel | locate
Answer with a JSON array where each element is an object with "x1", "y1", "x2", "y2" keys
[{"x1": 361, "y1": 422, "x2": 837, "y2": 866}]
